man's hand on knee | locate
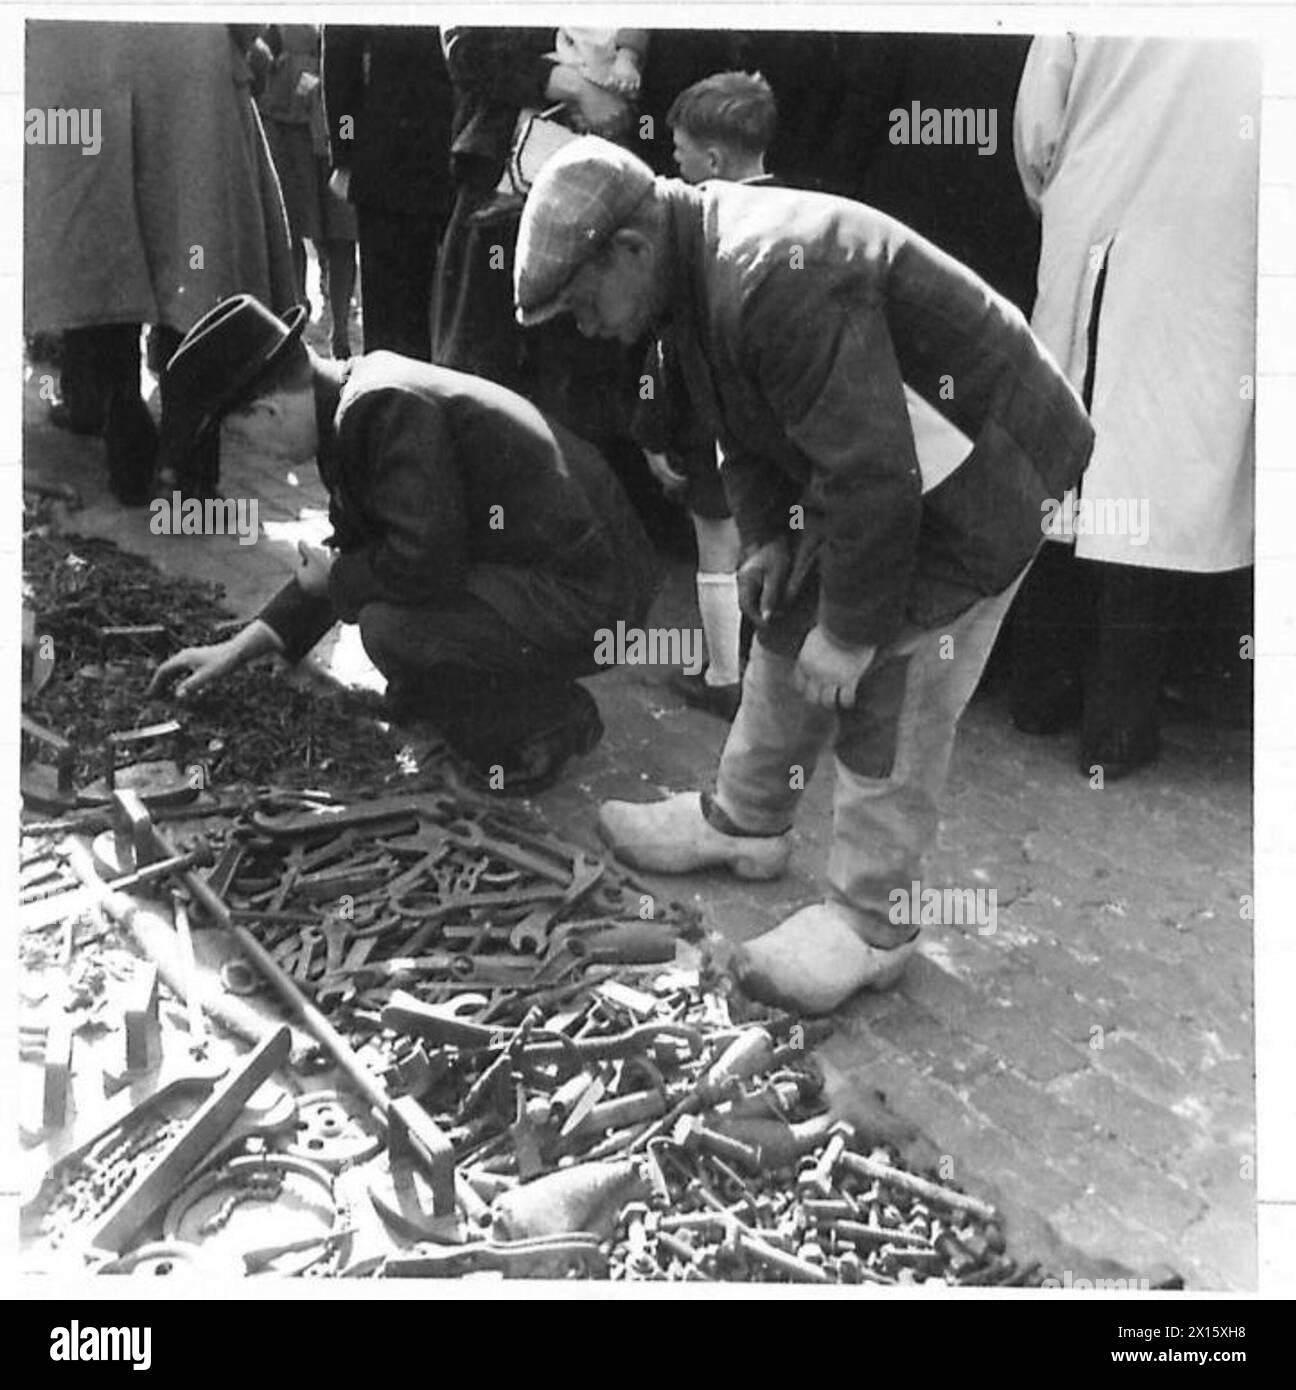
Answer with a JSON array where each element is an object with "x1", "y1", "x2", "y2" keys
[{"x1": 794, "y1": 625, "x2": 876, "y2": 709}]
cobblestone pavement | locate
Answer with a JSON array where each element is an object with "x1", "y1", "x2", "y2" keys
[{"x1": 21, "y1": 355, "x2": 1254, "y2": 1289}]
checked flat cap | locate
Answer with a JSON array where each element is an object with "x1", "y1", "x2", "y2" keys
[{"x1": 514, "y1": 136, "x2": 657, "y2": 326}]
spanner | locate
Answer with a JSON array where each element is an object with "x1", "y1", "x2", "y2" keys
[
  {"x1": 441, "y1": 819, "x2": 572, "y2": 885},
  {"x1": 507, "y1": 853, "x2": 605, "y2": 955}
]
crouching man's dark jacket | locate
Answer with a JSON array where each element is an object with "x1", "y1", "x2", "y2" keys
[
  {"x1": 659, "y1": 180, "x2": 1095, "y2": 648},
  {"x1": 258, "y1": 353, "x2": 658, "y2": 661}
]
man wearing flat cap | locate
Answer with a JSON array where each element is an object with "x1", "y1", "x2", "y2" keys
[
  {"x1": 149, "y1": 293, "x2": 657, "y2": 792},
  {"x1": 515, "y1": 136, "x2": 1094, "y2": 1012}
]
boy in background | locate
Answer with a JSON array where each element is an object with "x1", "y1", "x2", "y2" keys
[{"x1": 634, "y1": 72, "x2": 778, "y2": 720}]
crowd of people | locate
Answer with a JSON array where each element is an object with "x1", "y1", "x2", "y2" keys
[{"x1": 25, "y1": 25, "x2": 1258, "y2": 1013}]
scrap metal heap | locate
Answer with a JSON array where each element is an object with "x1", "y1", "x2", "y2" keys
[
  {"x1": 20, "y1": 783, "x2": 1046, "y2": 1286},
  {"x1": 20, "y1": 504, "x2": 1046, "y2": 1284}
]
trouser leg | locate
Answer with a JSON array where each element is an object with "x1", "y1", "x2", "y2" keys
[
  {"x1": 828, "y1": 571, "x2": 1028, "y2": 947},
  {"x1": 1008, "y1": 539, "x2": 1090, "y2": 730},
  {"x1": 290, "y1": 240, "x2": 308, "y2": 304},
  {"x1": 357, "y1": 204, "x2": 439, "y2": 361},
  {"x1": 712, "y1": 639, "x2": 837, "y2": 835},
  {"x1": 324, "y1": 239, "x2": 357, "y2": 356},
  {"x1": 59, "y1": 324, "x2": 140, "y2": 432},
  {"x1": 154, "y1": 324, "x2": 220, "y2": 498},
  {"x1": 358, "y1": 595, "x2": 595, "y2": 766},
  {"x1": 1080, "y1": 559, "x2": 1184, "y2": 769}
]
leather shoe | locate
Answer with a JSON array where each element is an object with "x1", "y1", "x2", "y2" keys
[{"x1": 668, "y1": 669, "x2": 741, "y2": 722}]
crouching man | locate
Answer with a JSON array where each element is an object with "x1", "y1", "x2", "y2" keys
[
  {"x1": 514, "y1": 138, "x2": 1094, "y2": 1011},
  {"x1": 149, "y1": 294, "x2": 658, "y2": 793}
]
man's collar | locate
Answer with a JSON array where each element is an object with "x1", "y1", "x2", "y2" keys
[
  {"x1": 311, "y1": 356, "x2": 351, "y2": 480},
  {"x1": 652, "y1": 180, "x2": 706, "y2": 336}
]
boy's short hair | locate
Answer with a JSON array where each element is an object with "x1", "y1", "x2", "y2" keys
[{"x1": 665, "y1": 70, "x2": 777, "y2": 157}]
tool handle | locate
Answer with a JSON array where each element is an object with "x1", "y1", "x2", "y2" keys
[
  {"x1": 65, "y1": 839, "x2": 272, "y2": 1046},
  {"x1": 839, "y1": 1151, "x2": 997, "y2": 1221},
  {"x1": 702, "y1": 1025, "x2": 775, "y2": 1098},
  {"x1": 381, "y1": 991, "x2": 501, "y2": 1048}
]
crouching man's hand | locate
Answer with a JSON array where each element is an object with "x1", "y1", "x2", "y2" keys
[
  {"x1": 295, "y1": 541, "x2": 334, "y2": 596},
  {"x1": 148, "y1": 620, "x2": 284, "y2": 700},
  {"x1": 737, "y1": 537, "x2": 791, "y2": 628},
  {"x1": 795, "y1": 625, "x2": 876, "y2": 709}
]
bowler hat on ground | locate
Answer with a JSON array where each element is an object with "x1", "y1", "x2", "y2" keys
[
  {"x1": 162, "y1": 294, "x2": 308, "y2": 456},
  {"x1": 514, "y1": 136, "x2": 658, "y2": 327}
]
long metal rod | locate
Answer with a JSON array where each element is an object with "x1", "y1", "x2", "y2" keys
[{"x1": 127, "y1": 794, "x2": 455, "y2": 1212}]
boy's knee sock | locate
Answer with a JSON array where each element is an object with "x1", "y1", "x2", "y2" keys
[{"x1": 697, "y1": 571, "x2": 741, "y2": 686}]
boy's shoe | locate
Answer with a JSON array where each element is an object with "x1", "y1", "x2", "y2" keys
[
  {"x1": 597, "y1": 791, "x2": 791, "y2": 878},
  {"x1": 731, "y1": 901, "x2": 920, "y2": 1016},
  {"x1": 668, "y1": 669, "x2": 741, "y2": 722}
]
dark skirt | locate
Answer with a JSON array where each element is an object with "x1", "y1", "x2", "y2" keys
[{"x1": 262, "y1": 120, "x2": 357, "y2": 243}]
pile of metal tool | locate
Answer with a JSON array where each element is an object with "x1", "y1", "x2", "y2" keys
[
  {"x1": 22, "y1": 517, "x2": 403, "y2": 792},
  {"x1": 213, "y1": 785, "x2": 697, "y2": 1030},
  {"x1": 20, "y1": 783, "x2": 1040, "y2": 1284}
]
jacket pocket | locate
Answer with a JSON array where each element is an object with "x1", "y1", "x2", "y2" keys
[{"x1": 916, "y1": 420, "x2": 1049, "y2": 601}]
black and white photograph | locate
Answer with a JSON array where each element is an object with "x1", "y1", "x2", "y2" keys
[{"x1": 6, "y1": 1, "x2": 1293, "y2": 1328}]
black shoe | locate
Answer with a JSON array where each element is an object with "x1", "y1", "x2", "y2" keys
[
  {"x1": 1079, "y1": 726, "x2": 1160, "y2": 781},
  {"x1": 669, "y1": 668, "x2": 742, "y2": 722},
  {"x1": 479, "y1": 685, "x2": 604, "y2": 797}
]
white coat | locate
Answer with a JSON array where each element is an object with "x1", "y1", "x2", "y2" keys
[{"x1": 1014, "y1": 36, "x2": 1258, "y2": 571}]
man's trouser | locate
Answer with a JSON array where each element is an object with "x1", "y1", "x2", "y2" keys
[
  {"x1": 358, "y1": 593, "x2": 601, "y2": 768},
  {"x1": 356, "y1": 203, "x2": 447, "y2": 362},
  {"x1": 714, "y1": 567, "x2": 1028, "y2": 948}
]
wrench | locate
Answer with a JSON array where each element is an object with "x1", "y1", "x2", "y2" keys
[
  {"x1": 392, "y1": 883, "x2": 567, "y2": 919},
  {"x1": 442, "y1": 819, "x2": 572, "y2": 885},
  {"x1": 247, "y1": 792, "x2": 457, "y2": 841},
  {"x1": 396, "y1": 883, "x2": 570, "y2": 957},
  {"x1": 320, "y1": 915, "x2": 350, "y2": 975},
  {"x1": 290, "y1": 924, "x2": 324, "y2": 981},
  {"x1": 507, "y1": 853, "x2": 605, "y2": 954}
]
